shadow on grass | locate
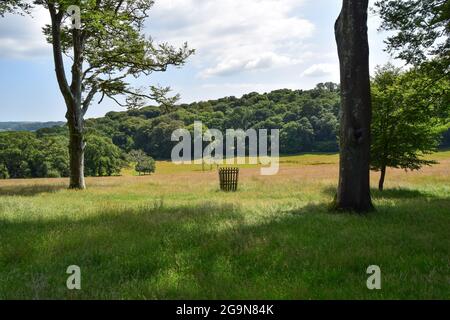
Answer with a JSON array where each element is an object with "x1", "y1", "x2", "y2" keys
[
  {"x1": 320, "y1": 185, "x2": 442, "y2": 201},
  {"x1": 0, "y1": 184, "x2": 67, "y2": 197},
  {"x1": 287, "y1": 203, "x2": 329, "y2": 216},
  {"x1": 1, "y1": 195, "x2": 449, "y2": 299},
  {"x1": 0, "y1": 201, "x2": 246, "y2": 299},
  {"x1": 371, "y1": 188, "x2": 433, "y2": 200}
]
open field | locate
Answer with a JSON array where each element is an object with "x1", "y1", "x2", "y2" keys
[{"x1": 0, "y1": 152, "x2": 449, "y2": 299}]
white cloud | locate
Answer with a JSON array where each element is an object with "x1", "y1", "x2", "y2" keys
[
  {"x1": 0, "y1": 7, "x2": 51, "y2": 59},
  {"x1": 193, "y1": 81, "x2": 302, "y2": 101},
  {"x1": 201, "y1": 52, "x2": 302, "y2": 78},
  {"x1": 301, "y1": 63, "x2": 339, "y2": 79},
  {"x1": 0, "y1": 0, "x2": 317, "y2": 74},
  {"x1": 149, "y1": 0, "x2": 314, "y2": 78},
  {"x1": 201, "y1": 81, "x2": 300, "y2": 91}
]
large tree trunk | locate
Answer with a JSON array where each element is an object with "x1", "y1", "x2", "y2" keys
[
  {"x1": 67, "y1": 29, "x2": 86, "y2": 190},
  {"x1": 334, "y1": 0, "x2": 373, "y2": 212},
  {"x1": 68, "y1": 120, "x2": 86, "y2": 189},
  {"x1": 49, "y1": 6, "x2": 86, "y2": 190},
  {"x1": 67, "y1": 102, "x2": 86, "y2": 189}
]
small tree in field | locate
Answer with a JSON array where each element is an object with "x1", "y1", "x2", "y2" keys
[
  {"x1": 127, "y1": 149, "x2": 155, "y2": 175},
  {"x1": 135, "y1": 156, "x2": 155, "y2": 175},
  {"x1": 126, "y1": 149, "x2": 147, "y2": 164},
  {"x1": 371, "y1": 64, "x2": 449, "y2": 191},
  {"x1": 373, "y1": 0, "x2": 450, "y2": 191},
  {"x1": 1, "y1": 0, "x2": 193, "y2": 189}
]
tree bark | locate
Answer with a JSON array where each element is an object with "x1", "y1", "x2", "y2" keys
[
  {"x1": 49, "y1": 3, "x2": 86, "y2": 189},
  {"x1": 67, "y1": 28, "x2": 86, "y2": 190},
  {"x1": 68, "y1": 118, "x2": 86, "y2": 189},
  {"x1": 378, "y1": 166, "x2": 386, "y2": 191},
  {"x1": 334, "y1": 0, "x2": 373, "y2": 212}
]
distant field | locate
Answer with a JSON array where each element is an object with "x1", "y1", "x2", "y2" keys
[
  {"x1": 0, "y1": 152, "x2": 449, "y2": 299},
  {"x1": 124, "y1": 153, "x2": 340, "y2": 175}
]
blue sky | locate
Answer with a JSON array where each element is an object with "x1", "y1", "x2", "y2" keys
[{"x1": 0, "y1": 0, "x2": 398, "y2": 121}]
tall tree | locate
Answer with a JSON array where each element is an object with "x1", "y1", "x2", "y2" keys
[
  {"x1": 1, "y1": 0, "x2": 193, "y2": 189},
  {"x1": 374, "y1": 0, "x2": 450, "y2": 189},
  {"x1": 371, "y1": 64, "x2": 449, "y2": 191},
  {"x1": 334, "y1": 0, "x2": 373, "y2": 212}
]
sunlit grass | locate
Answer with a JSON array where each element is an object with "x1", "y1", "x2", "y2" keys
[
  {"x1": 0, "y1": 152, "x2": 449, "y2": 299},
  {"x1": 120, "y1": 154, "x2": 341, "y2": 176}
]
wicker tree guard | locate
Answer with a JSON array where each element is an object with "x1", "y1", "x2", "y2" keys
[{"x1": 218, "y1": 167, "x2": 239, "y2": 192}]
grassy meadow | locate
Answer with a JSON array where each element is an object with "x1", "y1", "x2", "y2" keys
[{"x1": 0, "y1": 152, "x2": 449, "y2": 299}]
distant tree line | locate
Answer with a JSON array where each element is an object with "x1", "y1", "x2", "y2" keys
[
  {"x1": 0, "y1": 131, "x2": 125, "y2": 179},
  {"x1": 0, "y1": 121, "x2": 65, "y2": 132},
  {"x1": 87, "y1": 83, "x2": 342, "y2": 159},
  {"x1": 0, "y1": 82, "x2": 448, "y2": 179}
]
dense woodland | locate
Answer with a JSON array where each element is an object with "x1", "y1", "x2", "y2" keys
[{"x1": 1, "y1": 82, "x2": 448, "y2": 179}]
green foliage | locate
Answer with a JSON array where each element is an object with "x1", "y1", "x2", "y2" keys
[
  {"x1": 0, "y1": 0, "x2": 31, "y2": 17},
  {"x1": 135, "y1": 157, "x2": 156, "y2": 175},
  {"x1": 370, "y1": 63, "x2": 450, "y2": 189},
  {"x1": 84, "y1": 134, "x2": 125, "y2": 177},
  {"x1": 0, "y1": 163, "x2": 9, "y2": 179},
  {"x1": 1, "y1": 83, "x2": 447, "y2": 180},
  {"x1": 375, "y1": 0, "x2": 449, "y2": 66},
  {"x1": 1, "y1": 0, "x2": 193, "y2": 188},
  {"x1": 441, "y1": 127, "x2": 450, "y2": 148},
  {"x1": 0, "y1": 132, "x2": 68, "y2": 179},
  {"x1": 126, "y1": 149, "x2": 147, "y2": 163},
  {"x1": 30, "y1": 84, "x2": 447, "y2": 162},
  {"x1": 280, "y1": 119, "x2": 314, "y2": 154},
  {"x1": 88, "y1": 85, "x2": 342, "y2": 159},
  {"x1": 27, "y1": 0, "x2": 193, "y2": 108},
  {"x1": 0, "y1": 131, "x2": 125, "y2": 179},
  {"x1": 0, "y1": 121, "x2": 65, "y2": 132},
  {"x1": 128, "y1": 149, "x2": 156, "y2": 175}
]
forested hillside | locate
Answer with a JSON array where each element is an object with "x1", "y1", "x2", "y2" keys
[
  {"x1": 87, "y1": 83, "x2": 341, "y2": 159},
  {"x1": 1, "y1": 83, "x2": 448, "y2": 179}
]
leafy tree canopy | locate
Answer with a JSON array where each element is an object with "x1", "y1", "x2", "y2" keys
[
  {"x1": 375, "y1": 0, "x2": 449, "y2": 66},
  {"x1": 371, "y1": 63, "x2": 450, "y2": 190}
]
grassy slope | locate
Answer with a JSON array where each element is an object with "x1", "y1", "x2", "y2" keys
[{"x1": 0, "y1": 152, "x2": 449, "y2": 299}]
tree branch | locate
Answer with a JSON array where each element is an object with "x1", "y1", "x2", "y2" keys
[
  {"x1": 105, "y1": 94, "x2": 127, "y2": 107},
  {"x1": 82, "y1": 85, "x2": 98, "y2": 116},
  {"x1": 48, "y1": 3, "x2": 73, "y2": 106}
]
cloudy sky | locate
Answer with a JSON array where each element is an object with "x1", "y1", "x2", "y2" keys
[{"x1": 0, "y1": 0, "x2": 398, "y2": 121}]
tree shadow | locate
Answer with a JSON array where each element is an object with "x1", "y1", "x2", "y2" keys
[
  {"x1": 371, "y1": 188, "x2": 433, "y2": 200},
  {"x1": 0, "y1": 201, "x2": 245, "y2": 299},
  {"x1": 0, "y1": 184, "x2": 67, "y2": 197},
  {"x1": 320, "y1": 185, "x2": 440, "y2": 201},
  {"x1": 286, "y1": 203, "x2": 330, "y2": 216},
  {"x1": 0, "y1": 196, "x2": 448, "y2": 299}
]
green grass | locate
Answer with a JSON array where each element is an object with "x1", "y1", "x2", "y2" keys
[
  {"x1": 0, "y1": 152, "x2": 449, "y2": 299},
  {"x1": 122, "y1": 153, "x2": 340, "y2": 175}
]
